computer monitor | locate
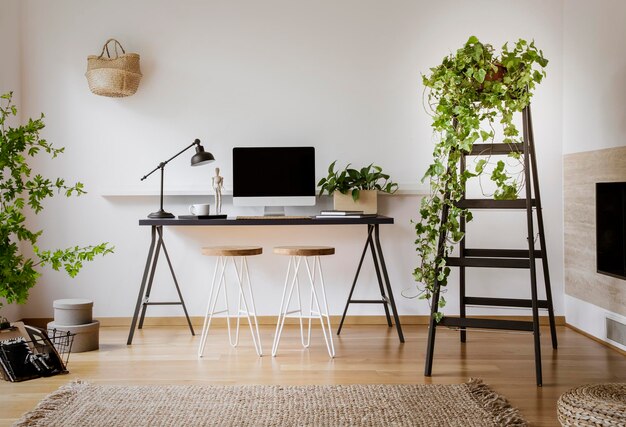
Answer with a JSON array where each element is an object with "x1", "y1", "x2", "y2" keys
[{"x1": 232, "y1": 147, "x2": 316, "y2": 215}]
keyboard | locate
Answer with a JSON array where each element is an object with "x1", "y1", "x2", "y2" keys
[{"x1": 236, "y1": 216, "x2": 312, "y2": 220}]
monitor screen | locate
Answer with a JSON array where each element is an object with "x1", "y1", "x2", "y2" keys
[{"x1": 232, "y1": 147, "x2": 316, "y2": 208}]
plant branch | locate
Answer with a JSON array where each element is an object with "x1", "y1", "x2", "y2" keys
[{"x1": 0, "y1": 93, "x2": 114, "y2": 307}]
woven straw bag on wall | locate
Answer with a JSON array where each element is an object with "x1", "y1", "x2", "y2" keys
[{"x1": 85, "y1": 39, "x2": 142, "y2": 97}]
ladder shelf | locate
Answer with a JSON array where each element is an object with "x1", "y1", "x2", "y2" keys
[{"x1": 423, "y1": 105, "x2": 558, "y2": 387}]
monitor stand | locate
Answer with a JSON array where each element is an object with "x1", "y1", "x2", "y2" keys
[{"x1": 263, "y1": 206, "x2": 285, "y2": 216}]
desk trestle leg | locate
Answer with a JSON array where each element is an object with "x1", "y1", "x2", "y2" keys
[
  {"x1": 337, "y1": 224, "x2": 404, "y2": 343},
  {"x1": 127, "y1": 226, "x2": 195, "y2": 345}
]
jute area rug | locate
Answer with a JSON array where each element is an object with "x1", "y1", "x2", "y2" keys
[{"x1": 15, "y1": 379, "x2": 527, "y2": 427}]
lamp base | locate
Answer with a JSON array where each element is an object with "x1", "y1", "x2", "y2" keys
[{"x1": 148, "y1": 209, "x2": 175, "y2": 219}]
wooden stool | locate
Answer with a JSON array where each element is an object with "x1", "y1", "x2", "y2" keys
[
  {"x1": 271, "y1": 246, "x2": 336, "y2": 358},
  {"x1": 198, "y1": 246, "x2": 263, "y2": 357}
]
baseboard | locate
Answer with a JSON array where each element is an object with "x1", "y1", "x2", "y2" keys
[
  {"x1": 566, "y1": 323, "x2": 626, "y2": 356},
  {"x1": 22, "y1": 314, "x2": 565, "y2": 329}
]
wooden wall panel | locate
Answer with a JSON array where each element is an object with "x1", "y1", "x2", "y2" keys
[{"x1": 563, "y1": 146, "x2": 626, "y2": 316}]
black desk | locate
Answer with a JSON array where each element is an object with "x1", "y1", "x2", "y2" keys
[{"x1": 128, "y1": 216, "x2": 404, "y2": 345}]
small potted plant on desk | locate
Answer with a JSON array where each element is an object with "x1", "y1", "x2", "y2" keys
[{"x1": 317, "y1": 161, "x2": 398, "y2": 214}]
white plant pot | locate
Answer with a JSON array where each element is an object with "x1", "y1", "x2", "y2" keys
[{"x1": 333, "y1": 190, "x2": 378, "y2": 214}]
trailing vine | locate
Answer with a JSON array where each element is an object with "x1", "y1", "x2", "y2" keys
[{"x1": 412, "y1": 36, "x2": 548, "y2": 319}]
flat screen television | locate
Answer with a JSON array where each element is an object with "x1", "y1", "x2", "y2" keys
[
  {"x1": 232, "y1": 147, "x2": 316, "y2": 216},
  {"x1": 596, "y1": 182, "x2": 626, "y2": 279}
]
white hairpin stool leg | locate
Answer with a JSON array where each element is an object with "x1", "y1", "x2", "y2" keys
[
  {"x1": 300, "y1": 256, "x2": 313, "y2": 348},
  {"x1": 304, "y1": 256, "x2": 335, "y2": 358},
  {"x1": 293, "y1": 257, "x2": 310, "y2": 348},
  {"x1": 272, "y1": 256, "x2": 304, "y2": 357},
  {"x1": 198, "y1": 256, "x2": 228, "y2": 358},
  {"x1": 222, "y1": 257, "x2": 239, "y2": 348},
  {"x1": 272, "y1": 256, "x2": 293, "y2": 357},
  {"x1": 316, "y1": 256, "x2": 335, "y2": 358},
  {"x1": 232, "y1": 256, "x2": 263, "y2": 356}
]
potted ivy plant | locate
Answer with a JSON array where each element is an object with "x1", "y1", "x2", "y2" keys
[
  {"x1": 317, "y1": 161, "x2": 398, "y2": 213},
  {"x1": 0, "y1": 92, "x2": 114, "y2": 314},
  {"x1": 413, "y1": 36, "x2": 548, "y2": 317}
]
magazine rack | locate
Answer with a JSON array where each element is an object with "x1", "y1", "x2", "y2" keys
[{"x1": 0, "y1": 324, "x2": 74, "y2": 382}]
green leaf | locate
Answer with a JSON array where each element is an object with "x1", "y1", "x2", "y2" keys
[
  {"x1": 475, "y1": 68, "x2": 487, "y2": 83},
  {"x1": 475, "y1": 159, "x2": 487, "y2": 174},
  {"x1": 327, "y1": 160, "x2": 337, "y2": 174}
]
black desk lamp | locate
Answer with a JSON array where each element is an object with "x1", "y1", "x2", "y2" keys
[{"x1": 141, "y1": 138, "x2": 215, "y2": 218}]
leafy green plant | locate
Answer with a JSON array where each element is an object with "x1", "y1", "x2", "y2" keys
[
  {"x1": 0, "y1": 92, "x2": 114, "y2": 308},
  {"x1": 317, "y1": 161, "x2": 398, "y2": 201},
  {"x1": 413, "y1": 36, "x2": 548, "y2": 318}
]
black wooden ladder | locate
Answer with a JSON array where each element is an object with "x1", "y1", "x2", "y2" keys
[{"x1": 423, "y1": 105, "x2": 558, "y2": 386}]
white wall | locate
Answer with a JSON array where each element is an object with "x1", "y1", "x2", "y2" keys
[
  {"x1": 562, "y1": 0, "x2": 626, "y2": 340},
  {"x1": 0, "y1": 0, "x2": 23, "y2": 321},
  {"x1": 563, "y1": 0, "x2": 626, "y2": 155},
  {"x1": 0, "y1": 0, "x2": 20, "y2": 98},
  {"x1": 14, "y1": 0, "x2": 565, "y2": 322}
]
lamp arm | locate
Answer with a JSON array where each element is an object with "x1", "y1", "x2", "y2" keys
[{"x1": 140, "y1": 139, "x2": 201, "y2": 181}]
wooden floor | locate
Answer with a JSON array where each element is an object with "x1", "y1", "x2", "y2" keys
[{"x1": 1, "y1": 324, "x2": 625, "y2": 426}]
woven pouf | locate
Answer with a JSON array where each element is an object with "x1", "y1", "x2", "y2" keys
[{"x1": 557, "y1": 384, "x2": 626, "y2": 426}]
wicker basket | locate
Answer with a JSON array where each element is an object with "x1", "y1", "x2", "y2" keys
[
  {"x1": 86, "y1": 39, "x2": 142, "y2": 98},
  {"x1": 557, "y1": 383, "x2": 626, "y2": 426}
]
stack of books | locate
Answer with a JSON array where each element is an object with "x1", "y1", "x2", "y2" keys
[{"x1": 315, "y1": 210, "x2": 377, "y2": 218}]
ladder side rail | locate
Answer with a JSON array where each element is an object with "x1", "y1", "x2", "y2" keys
[
  {"x1": 459, "y1": 152, "x2": 467, "y2": 343},
  {"x1": 424, "y1": 172, "x2": 453, "y2": 376},
  {"x1": 523, "y1": 106, "x2": 543, "y2": 386},
  {"x1": 526, "y1": 105, "x2": 558, "y2": 349}
]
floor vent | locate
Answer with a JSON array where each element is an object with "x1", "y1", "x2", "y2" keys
[{"x1": 606, "y1": 317, "x2": 626, "y2": 347}]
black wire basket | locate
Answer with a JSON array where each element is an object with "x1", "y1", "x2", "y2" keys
[
  {"x1": 46, "y1": 328, "x2": 76, "y2": 367},
  {"x1": 0, "y1": 325, "x2": 75, "y2": 382}
]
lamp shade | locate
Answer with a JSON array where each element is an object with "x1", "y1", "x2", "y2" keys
[{"x1": 191, "y1": 144, "x2": 215, "y2": 166}]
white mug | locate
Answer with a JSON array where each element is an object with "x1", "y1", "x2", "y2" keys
[{"x1": 189, "y1": 203, "x2": 210, "y2": 216}]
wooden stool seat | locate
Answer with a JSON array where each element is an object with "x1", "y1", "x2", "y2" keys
[
  {"x1": 273, "y1": 246, "x2": 335, "y2": 257},
  {"x1": 202, "y1": 246, "x2": 263, "y2": 257}
]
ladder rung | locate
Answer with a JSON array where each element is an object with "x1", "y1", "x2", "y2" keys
[
  {"x1": 446, "y1": 257, "x2": 529, "y2": 269},
  {"x1": 438, "y1": 317, "x2": 534, "y2": 332},
  {"x1": 467, "y1": 143, "x2": 525, "y2": 156},
  {"x1": 349, "y1": 299, "x2": 388, "y2": 304},
  {"x1": 143, "y1": 302, "x2": 182, "y2": 306},
  {"x1": 464, "y1": 297, "x2": 550, "y2": 309},
  {"x1": 456, "y1": 199, "x2": 536, "y2": 209},
  {"x1": 464, "y1": 249, "x2": 543, "y2": 258}
]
